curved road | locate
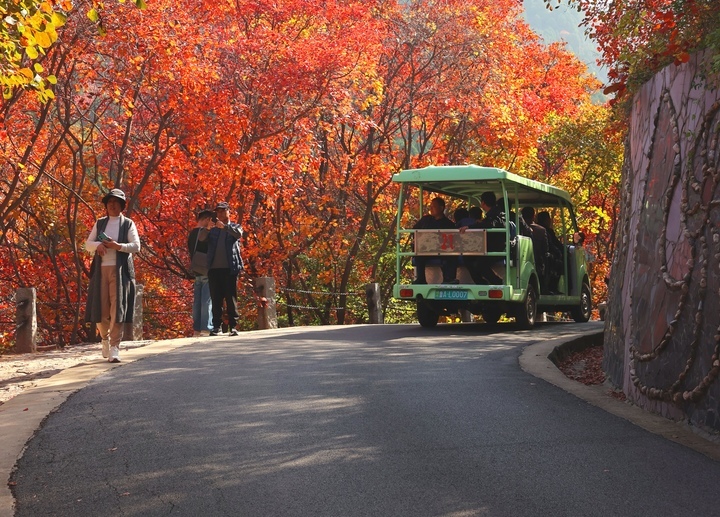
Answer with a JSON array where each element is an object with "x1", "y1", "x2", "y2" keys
[{"x1": 9, "y1": 322, "x2": 720, "y2": 516}]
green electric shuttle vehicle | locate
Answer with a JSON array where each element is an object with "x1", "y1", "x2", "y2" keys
[{"x1": 392, "y1": 165, "x2": 592, "y2": 328}]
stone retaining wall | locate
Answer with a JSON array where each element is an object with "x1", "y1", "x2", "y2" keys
[{"x1": 604, "y1": 50, "x2": 720, "y2": 433}]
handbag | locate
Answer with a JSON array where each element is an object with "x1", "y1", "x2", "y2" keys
[{"x1": 190, "y1": 231, "x2": 209, "y2": 276}]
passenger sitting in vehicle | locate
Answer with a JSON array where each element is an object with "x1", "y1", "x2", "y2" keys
[
  {"x1": 497, "y1": 196, "x2": 532, "y2": 238},
  {"x1": 459, "y1": 191, "x2": 506, "y2": 285},
  {"x1": 453, "y1": 207, "x2": 469, "y2": 228},
  {"x1": 536, "y1": 210, "x2": 563, "y2": 293},
  {"x1": 521, "y1": 206, "x2": 549, "y2": 292},
  {"x1": 456, "y1": 206, "x2": 481, "y2": 227},
  {"x1": 413, "y1": 197, "x2": 458, "y2": 284}
]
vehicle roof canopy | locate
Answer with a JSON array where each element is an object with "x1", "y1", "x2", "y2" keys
[{"x1": 392, "y1": 165, "x2": 572, "y2": 206}]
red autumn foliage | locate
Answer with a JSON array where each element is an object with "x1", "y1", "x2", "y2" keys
[
  {"x1": 0, "y1": 0, "x2": 617, "y2": 350},
  {"x1": 547, "y1": 0, "x2": 720, "y2": 103}
]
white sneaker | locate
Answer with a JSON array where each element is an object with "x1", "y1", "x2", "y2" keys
[
  {"x1": 109, "y1": 346, "x2": 121, "y2": 363},
  {"x1": 102, "y1": 341, "x2": 110, "y2": 359}
]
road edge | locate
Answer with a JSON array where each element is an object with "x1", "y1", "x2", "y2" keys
[
  {"x1": 519, "y1": 329, "x2": 720, "y2": 462},
  {"x1": 0, "y1": 337, "x2": 199, "y2": 517}
]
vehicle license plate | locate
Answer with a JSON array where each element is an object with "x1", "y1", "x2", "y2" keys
[{"x1": 435, "y1": 290, "x2": 468, "y2": 300}]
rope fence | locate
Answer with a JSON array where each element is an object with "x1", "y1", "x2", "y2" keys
[
  {"x1": 278, "y1": 287, "x2": 364, "y2": 297},
  {"x1": 3, "y1": 277, "x2": 578, "y2": 351},
  {"x1": 0, "y1": 279, "x2": 385, "y2": 351},
  {"x1": 142, "y1": 292, "x2": 193, "y2": 316},
  {"x1": 277, "y1": 286, "x2": 366, "y2": 311}
]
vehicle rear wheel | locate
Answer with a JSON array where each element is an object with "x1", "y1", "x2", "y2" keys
[
  {"x1": 516, "y1": 283, "x2": 537, "y2": 329},
  {"x1": 481, "y1": 307, "x2": 502, "y2": 324},
  {"x1": 571, "y1": 282, "x2": 592, "y2": 322},
  {"x1": 417, "y1": 301, "x2": 439, "y2": 328}
]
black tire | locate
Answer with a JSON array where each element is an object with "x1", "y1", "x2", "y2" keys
[
  {"x1": 571, "y1": 282, "x2": 592, "y2": 322},
  {"x1": 516, "y1": 283, "x2": 537, "y2": 329},
  {"x1": 417, "y1": 301, "x2": 439, "y2": 328},
  {"x1": 481, "y1": 307, "x2": 502, "y2": 324}
]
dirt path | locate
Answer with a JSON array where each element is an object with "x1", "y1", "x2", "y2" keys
[{"x1": 0, "y1": 342, "x2": 153, "y2": 405}]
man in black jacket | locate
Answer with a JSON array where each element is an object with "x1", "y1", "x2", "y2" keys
[{"x1": 199, "y1": 202, "x2": 244, "y2": 336}]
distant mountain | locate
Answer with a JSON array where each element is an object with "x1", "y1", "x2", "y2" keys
[{"x1": 522, "y1": 0, "x2": 608, "y2": 85}]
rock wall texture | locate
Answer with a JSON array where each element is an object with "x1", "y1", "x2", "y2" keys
[{"x1": 604, "y1": 51, "x2": 720, "y2": 434}]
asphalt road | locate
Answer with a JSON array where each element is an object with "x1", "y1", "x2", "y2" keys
[{"x1": 10, "y1": 322, "x2": 720, "y2": 516}]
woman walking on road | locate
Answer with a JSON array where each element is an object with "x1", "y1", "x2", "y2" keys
[{"x1": 84, "y1": 188, "x2": 141, "y2": 363}]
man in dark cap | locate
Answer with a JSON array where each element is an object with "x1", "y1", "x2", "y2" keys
[
  {"x1": 84, "y1": 188, "x2": 141, "y2": 362},
  {"x1": 188, "y1": 209, "x2": 215, "y2": 336},
  {"x1": 199, "y1": 201, "x2": 244, "y2": 336}
]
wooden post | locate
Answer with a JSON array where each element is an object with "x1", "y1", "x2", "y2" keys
[
  {"x1": 255, "y1": 277, "x2": 277, "y2": 330},
  {"x1": 15, "y1": 288, "x2": 37, "y2": 353},
  {"x1": 123, "y1": 284, "x2": 143, "y2": 341},
  {"x1": 365, "y1": 283, "x2": 383, "y2": 324}
]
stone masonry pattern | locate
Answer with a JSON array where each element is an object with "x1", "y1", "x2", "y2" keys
[{"x1": 605, "y1": 50, "x2": 720, "y2": 434}]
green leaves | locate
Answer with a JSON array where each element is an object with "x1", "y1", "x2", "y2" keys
[{"x1": 1, "y1": 1, "x2": 149, "y2": 103}]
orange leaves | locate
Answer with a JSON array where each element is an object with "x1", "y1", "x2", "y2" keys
[
  {"x1": 603, "y1": 82, "x2": 625, "y2": 96},
  {"x1": 674, "y1": 51, "x2": 691, "y2": 65},
  {"x1": 0, "y1": 0, "x2": 609, "y2": 338}
]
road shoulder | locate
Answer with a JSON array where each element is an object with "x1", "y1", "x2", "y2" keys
[
  {"x1": 520, "y1": 329, "x2": 720, "y2": 462},
  {"x1": 0, "y1": 337, "x2": 198, "y2": 516}
]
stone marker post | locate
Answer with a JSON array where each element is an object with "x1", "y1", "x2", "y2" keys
[
  {"x1": 123, "y1": 284, "x2": 144, "y2": 341},
  {"x1": 255, "y1": 277, "x2": 277, "y2": 330},
  {"x1": 365, "y1": 283, "x2": 383, "y2": 324},
  {"x1": 15, "y1": 288, "x2": 37, "y2": 353}
]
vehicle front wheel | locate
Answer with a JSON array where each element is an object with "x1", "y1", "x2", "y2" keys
[
  {"x1": 516, "y1": 284, "x2": 537, "y2": 329},
  {"x1": 571, "y1": 282, "x2": 592, "y2": 322},
  {"x1": 417, "y1": 301, "x2": 439, "y2": 328}
]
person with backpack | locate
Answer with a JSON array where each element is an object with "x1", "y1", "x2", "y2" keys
[{"x1": 188, "y1": 209, "x2": 215, "y2": 336}]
